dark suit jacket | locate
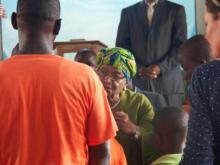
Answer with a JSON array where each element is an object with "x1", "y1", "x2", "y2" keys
[{"x1": 116, "y1": 0, "x2": 187, "y2": 95}]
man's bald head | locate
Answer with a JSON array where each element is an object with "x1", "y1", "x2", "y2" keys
[
  {"x1": 16, "y1": 0, "x2": 60, "y2": 28},
  {"x1": 12, "y1": 0, "x2": 62, "y2": 54}
]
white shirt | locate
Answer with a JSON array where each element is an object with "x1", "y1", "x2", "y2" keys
[{"x1": 145, "y1": 0, "x2": 159, "y2": 26}]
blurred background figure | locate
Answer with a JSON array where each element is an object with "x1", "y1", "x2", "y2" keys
[
  {"x1": 75, "y1": 48, "x2": 97, "y2": 69},
  {"x1": 178, "y1": 34, "x2": 214, "y2": 83},
  {"x1": 178, "y1": 34, "x2": 214, "y2": 112}
]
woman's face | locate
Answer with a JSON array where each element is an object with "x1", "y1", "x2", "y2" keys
[
  {"x1": 97, "y1": 65, "x2": 126, "y2": 101},
  {"x1": 204, "y1": 8, "x2": 220, "y2": 58}
]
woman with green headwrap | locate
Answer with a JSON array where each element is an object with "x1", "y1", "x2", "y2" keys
[{"x1": 96, "y1": 47, "x2": 154, "y2": 165}]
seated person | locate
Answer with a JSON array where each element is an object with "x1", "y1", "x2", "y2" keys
[
  {"x1": 178, "y1": 35, "x2": 214, "y2": 112},
  {"x1": 75, "y1": 48, "x2": 97, "y2": 69},
  {"x1": 96, "y1": 47, "x2": 154, "y2": 165},
  {"x1": 150, "y1": 107, "x2": 188, "y2": 165}
]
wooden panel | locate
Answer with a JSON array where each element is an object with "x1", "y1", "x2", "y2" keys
[{"x1": 54, "y1": 40, "x2": 108, "y2": 56}]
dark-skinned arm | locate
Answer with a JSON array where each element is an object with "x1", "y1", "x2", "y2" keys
[{"x1": 88, "y1": 140, "x2": 111, "y2": 165}]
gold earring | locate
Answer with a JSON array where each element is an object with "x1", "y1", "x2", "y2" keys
[{"x1": 123, "y1": 86, "x2": 127, "y2": 91}]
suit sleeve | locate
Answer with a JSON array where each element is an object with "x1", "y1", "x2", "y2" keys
[
  {"x1": 158, "y1": 6, "x2": 187, "y2": 75},
  {"x1": 116, "y1": 9, "x2": 131, "y2": 51},
  {"x1": 183, "y1": 69, "x2": 214, "y2": 164}
]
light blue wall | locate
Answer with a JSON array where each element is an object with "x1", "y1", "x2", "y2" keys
[
  {"x1": 170, "y1": 0, "x2": 196, "y2": 37},
  {"x1": 2, "y1": 0, "x2": 196, "y2": 58}
]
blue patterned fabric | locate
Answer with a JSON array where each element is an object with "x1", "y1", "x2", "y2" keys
[{"x1": 183, "y1": 60, "x2": 220, "y2": 165}]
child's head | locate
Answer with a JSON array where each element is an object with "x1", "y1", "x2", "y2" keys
[
  {"x1": 75, "y1": 48, "x2": 97, "y2": 69},
  {"x1": 178, "y1": 35, "x2": 213, "y2": 82},
  {"x1": 153, "y1": 107, "x2": 188, "y2": 154}
]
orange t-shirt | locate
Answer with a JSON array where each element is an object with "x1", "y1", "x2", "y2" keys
[
  {"x1": 110, "y1": 138, "x2": 127, "y2": 165},
  {"x1": 0, "y1": 55, "x2": 117, "y2": 165}
]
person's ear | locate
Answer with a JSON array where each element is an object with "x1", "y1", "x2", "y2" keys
[
  {"x1": 11, "y1": 12, "x2": 18, "y2": 30},
  {"x1": 53, "y1": 19, "x2": 61, "y2": 35}
]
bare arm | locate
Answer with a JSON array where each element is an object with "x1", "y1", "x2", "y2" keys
[{"x1": 89, "y1": 141, "x2": 111, "y2": 165}]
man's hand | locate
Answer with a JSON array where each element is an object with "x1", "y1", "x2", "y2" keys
[
  {"x1": 114, "y1": 111, "x2": 138, "y2": 135},
  {"x1": 139, "y1": 65, "x2": 160, "y2": 80},
  {"x1": 148, "y1": 64, "x2": 161, "y2": 76},
  {"x1": 0, "y1": 4, "x2": 7, "y2": 18}
]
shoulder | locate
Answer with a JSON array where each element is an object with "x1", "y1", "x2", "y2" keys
[
  {"x1": 193, "y1": 60, "x2": 220, "y2": 81},
  {"x1": 190, "y1": 60, "x2": 220, "y2": 98},
  {"x1": 163, "y1": 1, "x2": 185, "y2": 15},
  {"x1": 165, "y1": 1, "x2": 184, "y2": 9},
  {"x1": 121, "y1": 89, "x2": 152, "y2": 105},
  {"x1": 122, "y1": 2, "x2": 142, "y2": 13},
  {"x1": 61, "y1": 58, "x2": 96, "y2": 78},
  {"x1": 60, "y1": 58, "x2": 101, "y2": 90}
]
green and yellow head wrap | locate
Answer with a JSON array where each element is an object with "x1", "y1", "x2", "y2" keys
[{"x1": 97, "y1": 47, "x2": 137, "y2": 80}]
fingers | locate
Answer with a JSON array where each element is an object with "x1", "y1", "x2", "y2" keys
[
  {"x1": 114, "y1": 112, "x2": 128, "y2": 122},
  {"x1": 139, "y1": 67, "x2": 158, "y2": 80}
]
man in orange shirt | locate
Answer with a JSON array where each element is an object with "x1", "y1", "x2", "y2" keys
[{"x1": 0, "y1": 0, "x2": 117, "y2": 164}]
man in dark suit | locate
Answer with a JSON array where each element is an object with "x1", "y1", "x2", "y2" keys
[{"x1": 116, "y1": 0, "x2": 187, "y2": 108}]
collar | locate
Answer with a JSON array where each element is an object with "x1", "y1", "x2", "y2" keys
[{"x1": 144, "y1": 0, "x2": 159, "y2": 5}]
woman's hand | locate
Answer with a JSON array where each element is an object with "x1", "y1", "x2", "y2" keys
[{"x1": 114, "y1": 111, "x2": 140, "y2": 139}]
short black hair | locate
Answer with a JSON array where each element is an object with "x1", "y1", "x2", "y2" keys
[
  {"x1": 178, "y1": 35, "x2": 213, "y2": 63},
  {"x1": 75, "y1": 49, "x2": 96, "y2": 60},
  {"x1": 17, "y1": 0, "x2": 60, "y2": 27},
  {"x1": 153, "y1": 107, "x2": 188, "y2": 144}
]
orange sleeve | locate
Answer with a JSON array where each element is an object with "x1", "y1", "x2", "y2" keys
[
  {"x1": 110, "y1": 138, "x2": 127, "y2": 165},
  {"x1": 86, "y1": 71, "x2": 118, "y2": 146}
]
